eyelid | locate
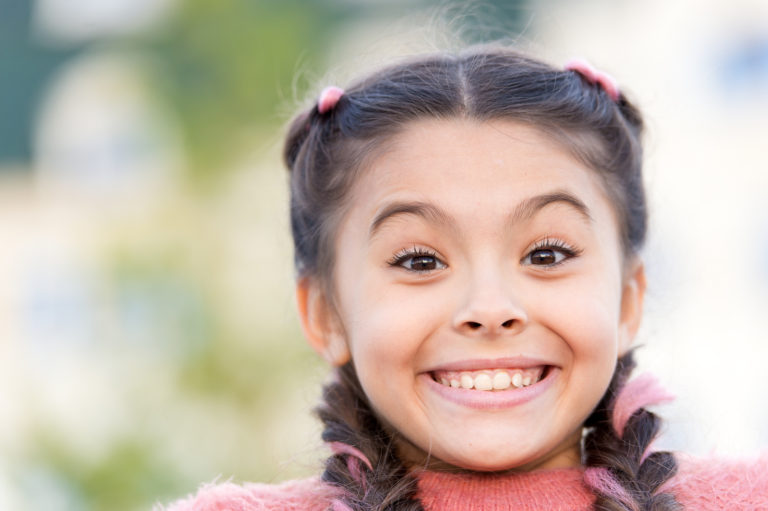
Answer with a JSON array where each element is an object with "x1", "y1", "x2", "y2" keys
[
  {"x1": 387, "y1": 245, "x2": 447, "y2": 272},
  {"x1": 521, "y1": 237, "x2": 582, "y2": 268}
]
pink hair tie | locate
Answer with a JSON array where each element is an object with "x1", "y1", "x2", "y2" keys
[
  {"x1": 611, "y1": 372, "x2": 675, "y2": 437},
  {"x1": 318, "y1": 86, "x2": 345, "y2": 114},
  {"x1": 584, "y1": 467, "x2": 640, "y2": 511},
  {"x1": 564, "y1": 58, "x2": 620, "y2": 102},
  {"x1": 328, "y1": 441, "x2": 373, "y2": 490}
]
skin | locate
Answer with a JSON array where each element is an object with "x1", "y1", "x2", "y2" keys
[{"x1": 297, "y1": 118, "x2": 645, "y2": 472}]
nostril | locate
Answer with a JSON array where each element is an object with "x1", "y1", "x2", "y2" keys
[
  {"x1": 467, "y1": 321, "x2": 482, "y2": 330},
  {"x1": 502, "y1": 319, "x2": 514, "y2": 328}
]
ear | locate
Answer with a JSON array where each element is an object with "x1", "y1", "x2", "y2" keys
[
  {"x1": 618, "y1": 259, "x2": 646, "y2": 355},
  {"x1": 295, "y1": 277, "x2": 350, "y2": 366}
]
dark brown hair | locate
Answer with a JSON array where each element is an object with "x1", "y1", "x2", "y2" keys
[{"x1": 283, "y1": 46, "x2": 679, "y2": 511}]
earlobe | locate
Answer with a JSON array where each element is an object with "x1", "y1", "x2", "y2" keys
[
  {"x1": 618, "y1": 260, "x2": 646, "y2": 355},
  {"x1": 296, "y1": 277, "x2": 350, "y2": 366}
]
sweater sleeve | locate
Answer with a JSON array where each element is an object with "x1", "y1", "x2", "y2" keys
[
  {"x1": 153, "y1": 477, "x2": 339, "y2": 511},
  {"x1": 668, "y1": 453, "x2": 768, "y2": 510}
]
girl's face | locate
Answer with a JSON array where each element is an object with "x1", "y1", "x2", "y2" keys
[{"x1": 301, "y1": 118, "x2": 644, "y2": 472}]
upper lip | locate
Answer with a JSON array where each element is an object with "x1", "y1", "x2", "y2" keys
[{"x1": 424, "y1": 356, "x2": 556, "y2": 373}]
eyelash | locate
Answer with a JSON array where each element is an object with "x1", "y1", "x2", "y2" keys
[
  {"x1": 522, "y1": 237, "x2": 582, "y2": 268},
  {"x1": 387, "y1": 238, "x2": 582, "y2": 273},
  {"x1": 387, "y1": 246, "x2": 445, "y2": 273}
]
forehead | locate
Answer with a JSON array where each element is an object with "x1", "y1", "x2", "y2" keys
[{"x1": 347, "y1": 118, "x2": 614, "y2": 225}]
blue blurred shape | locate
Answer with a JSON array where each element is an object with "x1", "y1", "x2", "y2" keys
[
  {"x1": 717, "y1": 33, "x2": 768, "y2": 98},
  {"x1": 0, "y1": 0, "x2": 81, "y2": 167}
]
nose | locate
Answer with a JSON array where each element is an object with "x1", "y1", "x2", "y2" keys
[{"x1": 451, "y1": 274, "x2": 528, "y2": 338}]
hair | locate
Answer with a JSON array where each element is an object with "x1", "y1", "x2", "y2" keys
[{"x1": 283, "y1": 46, "x2": 680, "y2": 511}]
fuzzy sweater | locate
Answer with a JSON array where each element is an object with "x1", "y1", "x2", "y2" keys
[{"x1": 158, "y1": 454, "x2": 768, "y2": 510}]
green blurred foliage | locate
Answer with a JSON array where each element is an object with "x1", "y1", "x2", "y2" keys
[
  {"x1": 6, "y1": 1, "x2": 531, "y2": 509},
  {"x1": 134, "y1": 0, "x2": 355, "y2": 183},
  {"x1": 130, "y1": 0, "x2": 530, "y2": 184},
  {"x1": 28, "y1": 432, "x2": 186, "y2": 511}
]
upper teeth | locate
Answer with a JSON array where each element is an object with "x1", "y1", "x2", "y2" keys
[{"x1": 434, "y1": 367, "x2": 544, "y2": 391}]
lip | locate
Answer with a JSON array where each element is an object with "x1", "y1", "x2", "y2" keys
[{"x1": 421, "y1": 364, "x2": 559, "y2": 410}]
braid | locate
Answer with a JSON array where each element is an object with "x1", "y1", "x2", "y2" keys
[
  {"x1": 583, "y1": 352, "x2": 681, "y2": 511},
  {"x1": 316, "y1": 354, "x2": 679, "y2": 511},
  {"x1": 316, "y1": 363, "x2": 425, "y2": 511}
]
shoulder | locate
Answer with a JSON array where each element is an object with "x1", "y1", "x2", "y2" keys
[
  {"x1": 154, "y1": 476, "x2": 340, "y2": 511},
  {"x1": 667, "y1": 452, "x2": 768, "y2": 510}
]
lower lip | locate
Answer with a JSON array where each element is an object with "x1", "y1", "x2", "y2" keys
[{"x1": 421, "y1": 367, "x2": 559, "y2": 410}]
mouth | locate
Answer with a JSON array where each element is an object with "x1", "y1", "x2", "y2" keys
[
  {"x1": 430, "y1": 366, "x2": 550, "y2": 391},
  {"x1": 421, "y1": 360, "x2": 558, "y2": 409}
]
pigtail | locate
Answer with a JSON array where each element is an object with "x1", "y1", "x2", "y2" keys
[
  {"x1": 316, "y1": 363, "x2": 425, "y2": 511},
  {"x1": 583, "y1": 352, "x2": 681, "y2": 511},
  {"x1": 316, "y1": 355, "x2": 680, "y2": 511},
  {"x1": 283, "y1": 109, "x2": 313, "y2": 171},
  {"x1": 284, "y1": 90, "x2": 346, "y2": 172}
]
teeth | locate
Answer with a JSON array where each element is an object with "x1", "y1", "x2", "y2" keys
[
  {"x1": 492, "y1": 371, "x2": 511, "y2": 390},
  {"x1": 433, "y1": 367, "x2": 546, "y2": 391},
  {"x1": 474, "y1": 373, "x2": 493, "y2": 391}
]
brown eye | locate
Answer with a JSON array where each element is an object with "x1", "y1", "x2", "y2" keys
[
  {"x1": 522, "y1": 243, "x2": 574, "y2": 267},
  {"x1": 409, "y1": 255, "x2": 438, "y2": 271},
  {"x1": 530, "y1": 249, "x2": 557, "y2": 265},
  {"x1": 389, "y1": 248, "x2": 447, "y2": 273}
]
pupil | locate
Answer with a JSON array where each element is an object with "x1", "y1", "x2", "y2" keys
[
  {"x1": 412, "y1": 256, "x2": 435, "y2": 270},
  {"x1": 532, "y1": 250, "x2": 556, "y2": 265}
]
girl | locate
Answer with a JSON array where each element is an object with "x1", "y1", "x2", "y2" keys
[{"x1": 162, "y1": 46, "x2": 768, "y2": 510}]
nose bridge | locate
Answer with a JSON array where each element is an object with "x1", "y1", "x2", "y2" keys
[{"x1": 452, "y1": 258, "x2": 527, "y2": 336}]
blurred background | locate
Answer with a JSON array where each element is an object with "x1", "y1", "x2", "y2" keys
[{"x1": 1, "y1": 0, "x2": 767, "y2": 509}]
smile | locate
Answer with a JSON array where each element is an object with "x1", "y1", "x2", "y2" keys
[
  {"x1": 421, "y1": 360, "x2": 558, "y2": 410},
  {"x1": 431, "y1": 367, "x2": 546, "y2": 391}
]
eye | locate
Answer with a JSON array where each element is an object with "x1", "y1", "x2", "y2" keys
[
  {"x1": 521, "y1": 238, "x2": 581, "y2": 268},
  {"x1": 388, "y1": 246, "x2": 447, "y2": 273}
]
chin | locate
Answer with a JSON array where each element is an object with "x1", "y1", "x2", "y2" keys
[
  {"x1": 434, "y1": 437, "x2": 580, "y2": 473},
  {"x1": 438, "y1": 448, "x2": 539, "y2": 473},
  {"x1": 458, "y1": 461, "x2": 523, "y2": 473}
]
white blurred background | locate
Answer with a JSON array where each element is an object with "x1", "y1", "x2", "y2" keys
[{"x1": 1, "y1": 0, "x2": 767, "y2": 509}]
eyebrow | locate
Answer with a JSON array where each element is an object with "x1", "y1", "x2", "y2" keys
[{"x1": 368, "y1": 190, "x2": 592, "y2": 238}]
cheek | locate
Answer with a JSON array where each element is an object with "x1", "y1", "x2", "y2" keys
[
  {"x1": 339, "y1": 286, "x2": 438, "y2": 423},
  {"x1": 339, "y1": 274, "x2": 441, "y2": 374},
  {"x1": 534, "y1": 275, "x2": 623, "y2": 359}
]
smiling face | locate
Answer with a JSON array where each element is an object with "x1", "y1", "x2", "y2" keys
[{"x1": 298, "y1": 118, "x2": 645, "y2": 472}]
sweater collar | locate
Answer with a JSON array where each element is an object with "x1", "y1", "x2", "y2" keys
[{"x1": 416, "y1": 467, "x2": 595, "y2": 511}]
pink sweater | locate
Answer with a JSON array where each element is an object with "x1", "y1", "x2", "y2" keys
[{"x1": 158, "y1": 454, "x2": 768, "y2": 510}]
